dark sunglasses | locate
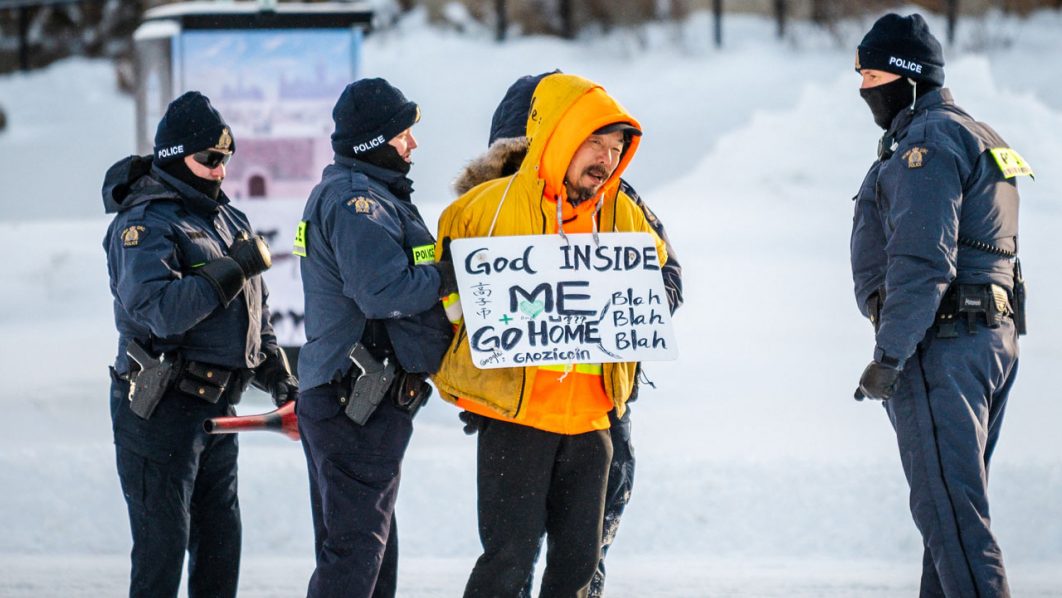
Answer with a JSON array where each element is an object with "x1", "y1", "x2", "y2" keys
[{"x1": 192, "y1": 150, "x2": 232, "y2": 168}]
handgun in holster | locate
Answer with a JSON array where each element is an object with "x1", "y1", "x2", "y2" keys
[
  {"x1": 340, "y1": 343, "x2": 397, "y2": 425},
  {"x1": 126, "y1": 340, "x2": 181, "y2": 420}
]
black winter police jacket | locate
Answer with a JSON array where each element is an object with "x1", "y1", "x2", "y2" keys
[
  {"x1": 851, "y1": 88, "x2": 1025, "y2": 365},
  {"x1": 296, "y1": 156, "x2": 452, "y2": 391},
  {"x1": 103, "y1": 155, "x2": 278, "y2": 375}
]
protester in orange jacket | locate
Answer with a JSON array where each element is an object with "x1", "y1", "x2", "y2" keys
[
  {"x1": 433, "y1": 72, "x2": 666, "y2": 597},
  {"x1": 454, "y1": 70, "x2": 684, "y2": 598}
]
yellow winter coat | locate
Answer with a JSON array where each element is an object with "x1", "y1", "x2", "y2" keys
[{"x1": 433, "y1": 73, "x2": 667, "y2": 430}]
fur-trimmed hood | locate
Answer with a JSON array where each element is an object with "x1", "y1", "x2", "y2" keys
[{"x1": 452, "y1": 136, "x2": 528, "y2": 196}]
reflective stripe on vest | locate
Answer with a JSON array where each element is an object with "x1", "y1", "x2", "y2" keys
[{"x1": 538, "y1": 363, "x2": 603, "y2": 375}]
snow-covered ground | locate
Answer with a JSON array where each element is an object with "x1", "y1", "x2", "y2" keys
[{"x1": 1, "y1": 8, "x2": 1060, "y2": 596}]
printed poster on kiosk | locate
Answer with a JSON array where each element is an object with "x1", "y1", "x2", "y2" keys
[{"x1": 176, "y1": 29, "x2": 360, "y2": 346}]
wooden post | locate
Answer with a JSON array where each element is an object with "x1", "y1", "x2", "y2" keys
[
  {"x1": 946, "y1": 0, "x2": 959, "y2": 45},
  {"x1": 810, "y1": 0, "x2": 824, "y2": 24},
  {"x1": 774, "y1": 0, "x2": 786, "y2": 39},
  {"x1": 18, "y1": 5, "x2": 31, "y2": 71},
  {"x1": 495, "y1": 0, "x2": 507, "y2": 42},
  {"x1": 712, "y1": 0, "x2": 723, "y2": 48},
  {"x1": 559, "y1": 0, "x2": 574, "y2": 39}
]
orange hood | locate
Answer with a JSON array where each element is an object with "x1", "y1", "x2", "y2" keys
[{"x1": 523, "y1": 74, "x2": 642, "y2": 206}]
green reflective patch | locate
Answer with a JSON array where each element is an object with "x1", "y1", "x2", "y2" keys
[
  {"x1": 293, "y1": 220, "x2": 308, "y2": 257},
  {"x1": 989, "y1": 147, "x2": 1034, "y2": 179},
  {"x1": 412, "y1": 244, "x2": 435, "y2": 265}
]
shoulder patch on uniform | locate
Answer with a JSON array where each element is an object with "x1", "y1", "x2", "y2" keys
[
  {"x1": 121, "y1": 225, "x2": 147, "y2": 247},
  {"x1": 293, "y1": 220, "x2": 308, "y2": 257},
  {"x1": 988, "y1": 147, "x2": 1034, "y2": 179},
  {"x1": 346, "y1": 196, "x2": 375, "y2": 214},
  {"x1": 411, "y1": 244, "x2": 435, "y2": 265},
  {"x1": 902, "y1": 146, "x2": 928, "y2": 169}
]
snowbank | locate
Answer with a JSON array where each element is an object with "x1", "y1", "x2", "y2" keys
[{"x1": 1, "y1": 9, "x2": 1060, "y2": 596}]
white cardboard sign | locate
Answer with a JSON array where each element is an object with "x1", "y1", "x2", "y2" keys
[{"x1": 450, "y1": 233, "x2": 677, "y2": 369}]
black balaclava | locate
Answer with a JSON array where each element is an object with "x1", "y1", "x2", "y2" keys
[
  {"x1": 358, "y1": 143, "x2": 412, "y2": 175},
  {"x1": 860, "y1": 77, "x2": 941, "y2": 130},
  {"x1": 161, "y1": 159, "x2": 223, "y2": 200}
]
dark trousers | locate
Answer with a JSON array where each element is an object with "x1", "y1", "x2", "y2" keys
[
  {"x1": 885, "y1": 319, "x2": 1017, "y2": 598},
  {"x1": 110, "y1": 372, "x2": 242, "y2": 598},
  {"x1": 520, "y1": 407, "x2": 636, "y2": 598},
  {"x1": 465, "y1": 419, "x2": 612, "y2": 598},
  {"x1": 590, "y1": 407, "x2": 635, "y2": 597},
  {"x1": 298, "y1": 384, "x2": 413, "y2": 598}
]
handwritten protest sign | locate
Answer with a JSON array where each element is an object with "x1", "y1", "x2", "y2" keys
[{"x1": 450, "y1": 233, "x2": 677, "y2": 369}]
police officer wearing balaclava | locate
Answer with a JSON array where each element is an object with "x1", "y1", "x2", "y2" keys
[
  {"x1": 850, "y1": 13, "x2": 1031, "y2": 598},
  {"x1": 295, "y1": 78, "x2": 453, "y2": 598},
  {"x1": 102, "y1": 91, "x2": 297, "y2": 598}
]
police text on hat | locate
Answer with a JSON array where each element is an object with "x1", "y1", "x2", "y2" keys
[
  {"x1": 154, "y1": 91, "x2": 235, "y2": 165},
  {"x1": 856, "y1": 13, "x2": 945, "y2": 87},
  {"x1": 330, "y1": 78, "x2": 420, "y2": 158}
]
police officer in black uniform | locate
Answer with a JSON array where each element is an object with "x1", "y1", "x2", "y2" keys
[
  {"x1": 850, "y1": 14, "x2": 1029, "y2": 598},
  {"x1": 295, "y1": 78, "x2": 453, "y2": 598},
  {"x1": 103, "y1": 91, "x2": 298, "y2": 597}
]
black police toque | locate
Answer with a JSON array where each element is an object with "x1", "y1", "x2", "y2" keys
[
  {"x1": 331, "y1": 78, "x2": 420, "y2": 158},
  {"x1": 857, "y1": 13, "x2": 945, "y2": 87},
  {"x1": 153, "y1": 91, "x2": 235, "y2": 165}
]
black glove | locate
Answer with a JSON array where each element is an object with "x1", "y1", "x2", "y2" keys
[
  {"x1": 855, "y1": 359, "x2": 902, "y2": 401},
  {"x1": 253, "y1": 347, "x2": 299, "y2": 407},
  {"x1": 433, "y1": 260, "x2": 458, "y2": 297},
  {"x1": 230, "y1": 233, "x2": 272, "y2": 278},
  {"x1": 195, "y1": 233, "x2": 272, "y2": 306},
  {"x1": 458, "y1": 410, "x2": 484, "y2": 435},
  {"x1": 433, "y1": 238, "x2": 458, "y2": 296}
]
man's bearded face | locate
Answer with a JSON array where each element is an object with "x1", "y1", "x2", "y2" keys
[{"x1": 564, "y1": 130, "x2": 625, "y2": 203}]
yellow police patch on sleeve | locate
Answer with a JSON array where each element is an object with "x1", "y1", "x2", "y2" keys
[
  {"x1": 989, "y1": 147, "x2": 1034, "y2": 179},
  {"x1": 411, "y1": 244, "x2": 435, "y2": 265},
  {"x1": 346, "y1": 196, "x2": 374, "y2": 214},
  {"x1": 121, "y1": 225, "x2": 147, "y2": 248},
  {"x1": 902, "y1": 146, "x2": 928, "y2": 169},
  {"x1": 293, "y1": 220, "x2": 308, "y2": 257}
]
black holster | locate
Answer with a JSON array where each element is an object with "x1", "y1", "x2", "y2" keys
[
  {"x1": 126, "y1": 340, "x2": 181, "y2": 420},
  {"x1": 339, "y1": 343, "x2": 398, "y2": 425},
  {"x1": 390, "y1": 371, "x2": 432, "y2": 418},
  {"x1": 935, "y1": 284, "x2": 1012, "y2": 339},
  {"x1": 175, "y1": 360, "x2": 249, "y2": 405},
  {"x1": 1012, "y1": 259, "x2": 1027, "y2": 335}
]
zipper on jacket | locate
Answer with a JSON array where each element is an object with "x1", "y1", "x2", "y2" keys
[
  {"x1": 452, "y1": 323, "x2": 467, "y2": 354},
  {"x1": 514, "y1": 370, "x2": 527, "y2": 418}
]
